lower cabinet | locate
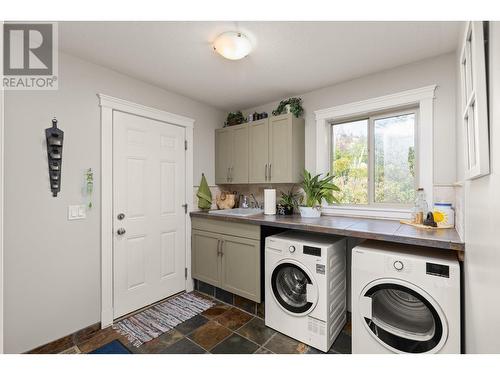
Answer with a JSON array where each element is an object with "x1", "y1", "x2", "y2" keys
[
  {"x1": 191, "y1": 219, "x2": 261, "y2": 302},
  {"x1": 191, "y1": 230, "x2": 220, "y2": 287},
  {"x1": 219, "y1": 235, "x2": 260, "y2": 302}
]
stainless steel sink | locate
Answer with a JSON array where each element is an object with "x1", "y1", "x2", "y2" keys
[{"x1": 208, "y1": 208, "x2": 264, "y2": 217}]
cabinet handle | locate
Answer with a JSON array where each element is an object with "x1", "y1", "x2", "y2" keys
[
  {"x1": 227, "y1": 167, "x2": 230, "y2": 182},
  {"x1": 265, "y1": 164, "x2": 268, "y2": 181},
  {"x1": 220, "y1": 240, "x2": 224, "y2": 257},
  {"x1": 230, "y1": 166, "x2": 233, "y2": 182},
  {"x1": 269, "y1": 163, "x2": 272, "y2": 180},
  {"x1": 217, "y1": 239, "x2": 221, "y2": 256}
]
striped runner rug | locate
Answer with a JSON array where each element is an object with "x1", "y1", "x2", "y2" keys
[{"x1": 113, "y1": 292, "x2": 214, "y2": 347}]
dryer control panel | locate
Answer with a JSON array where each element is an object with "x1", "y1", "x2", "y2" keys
[{"x1": 426, "y1": 262, "x2": 450, "y2": 278}]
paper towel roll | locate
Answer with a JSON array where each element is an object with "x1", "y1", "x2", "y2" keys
[{"x1": 264, "y1": 189, "x2": 276, "y2": 215}]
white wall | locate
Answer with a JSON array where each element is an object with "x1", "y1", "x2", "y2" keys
[
  {"x1": 462, "y1": 21, "x2": 500, "y2": 354},
  {"x1": 245, "y1": 53, "x2": 458, "y2": 186},
  {"x1": 3, "y1": 51, "x2": 224, "y2": 353}
]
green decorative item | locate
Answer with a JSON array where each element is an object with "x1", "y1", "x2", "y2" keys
[
  {"x1": 225, "y1": 111, "x2": 245, "y2": 126},
  {"x1": 299, "y1": 170, "x2": 339, "y2": 217},
  {"x1": 272, "y1": 97, "x2": 304, "y2": 118},
  {"x1": 197, "y1": 173, "x2": 212, "y2": 210},
  {"x1": 278, "y1": 187, "x2": 301, "y2": 215},
  {"x1": 85, "y1": 168, "x2": 94, "y2": 209}
]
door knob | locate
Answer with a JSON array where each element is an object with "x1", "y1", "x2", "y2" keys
[
  {"x1": 117, "y1": 228, "x2": 126, "y2": 235},
  {"x1": 117, "y1": 213, "x2": 125, "y2": 220}
]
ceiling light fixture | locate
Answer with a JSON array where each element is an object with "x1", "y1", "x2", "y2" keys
[{"x1": 213, "y1": 31, "x2": 252, "y2": 60}]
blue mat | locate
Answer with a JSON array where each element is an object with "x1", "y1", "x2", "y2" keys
[{"x1": 89, "y1": 340, "x2": 131, "y2": 354}]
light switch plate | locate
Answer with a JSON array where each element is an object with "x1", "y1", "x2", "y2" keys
[{"x1": 68, "y1": 205, "x2": 86, "y2": 220}]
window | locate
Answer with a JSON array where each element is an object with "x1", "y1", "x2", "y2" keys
[
  {"x1": 459, "y1": 21, "x2": 490, "y2": 180},
  {"x1": 315, "y1": 85, "x2": 436, "y2": 219},
  {"x1": 331, "y1": 109, "x2": 417, "y2": 207}
]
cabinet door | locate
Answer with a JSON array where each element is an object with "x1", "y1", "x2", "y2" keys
[
  {"x1": 220, "y1": 235, "x2": 261, "y2": 302},
  {"x1": 215, "y1": 128, "x2": 232, "y2": 184},
  {"x1": 192, "y1": 230, "x2": 221, "y2": 287},
  {"x1": 269, "y1": 115, "x2": 291, "y2": 183},
  {"x1": 248, "y1": 119, "x2": 269, "y2": 183},
  {"x1": 230, "y1": 125, "x2": 249, "y2": 184}
]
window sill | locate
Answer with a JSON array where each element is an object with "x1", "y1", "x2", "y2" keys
[{"x1": 321, "y1": 205, "x2": 412, "y2": 220}]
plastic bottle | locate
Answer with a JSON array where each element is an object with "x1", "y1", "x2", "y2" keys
[{"x1": 413, "y1": 188, "x2": 428, "y2": 224}]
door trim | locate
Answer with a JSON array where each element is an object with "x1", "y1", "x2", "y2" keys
[
  {"x1": 0, "y1": 36, "x2": 5, "y2": 353},
  {"x1": 98, "y1": 94, "x2": 194, "y2": 328}
]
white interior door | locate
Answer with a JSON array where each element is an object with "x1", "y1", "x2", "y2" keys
[{"x1": 113, "y1": 111, "x2": 186, "y2": 318}]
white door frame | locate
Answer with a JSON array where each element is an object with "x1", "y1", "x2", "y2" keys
[
  {"x1": 0, "y1": 24, "x2": 5, "y2": 354},
  {"x1": 98, "y1": 94, "x2": 194, "y2": 328}
]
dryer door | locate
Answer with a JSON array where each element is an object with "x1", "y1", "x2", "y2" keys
[
  {"x1": 271, "y1": 260, "x2": 318, "y2": 315},
  {"x1": 359, "y1": 279, "x2": 448, "y2": 353}
]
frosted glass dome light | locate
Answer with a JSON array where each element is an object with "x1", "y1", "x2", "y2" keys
[{"x1": 213, "y1": 32, "x2": 252, "y2": 60}]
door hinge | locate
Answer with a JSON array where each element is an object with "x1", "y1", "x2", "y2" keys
[
  {"x1": 184, "y1": 140, "x2": 188, "y2": 150},
  {"x1": 185, "y1": 267, "x2": 188, "y2": 280},
  {"x1": 182, "y1": 203, "x2": 188, "y2": 214}
]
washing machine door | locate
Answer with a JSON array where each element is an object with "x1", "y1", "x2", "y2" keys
[
  {"x1": 358, "y1": 279, "x2": 448, "y2": 353},
  {"x1": 270, "y1": 260, "x2": 318, "y2": 315}
]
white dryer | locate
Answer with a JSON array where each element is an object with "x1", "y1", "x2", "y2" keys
[
  {"x1": 352, "y1": 241, "x2": 460, "y2": 354},
  {"x1": 265, "y1": 231, "x2": 346, "y2": 352}
]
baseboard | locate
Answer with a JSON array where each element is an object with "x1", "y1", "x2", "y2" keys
[
  {"x1": 194, "y1": 279, "x2": 265, "y2": 318},
  {"x1": 26, "y1": 322, "x2": 101, "y2": 354}
]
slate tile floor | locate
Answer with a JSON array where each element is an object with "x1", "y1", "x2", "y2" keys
[{"x1": 63, "y1": 292, "x2": 352, "y2": 354}]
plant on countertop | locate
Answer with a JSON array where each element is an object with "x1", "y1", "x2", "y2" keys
[
  {"x1": 272, "y1": 97, "x2": 304, "y2": 118},
  {"x1": 278, "y1": 187, "x2": 302, "y2": 211},
  {"x1": 225, "y1": 111, "x2": 245, "y2": 126},
  {"x1": 301, "y1": 170, "x2": 340, "y2": 207}
]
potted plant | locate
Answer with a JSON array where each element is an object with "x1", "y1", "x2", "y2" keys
[
  {"x1": 225, "y1": 111, "x2": 245, "y2": 126},
  {"x1": 272, "y1": 97, "x2": 304, "y2": 118},
  {"x1": 277, "y1": 187, "x2": 301, "y2": 215},
  {"x1": 299, "y1": 170, "x2": 339, "y2": 218}
]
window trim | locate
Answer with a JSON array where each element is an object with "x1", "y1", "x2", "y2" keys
[
  {"x1": 315, "y1": 85, "x2": 437, "y2": 219},
  {"x1": 331, "y1": 107, "x2": 419, "y2": 209}
]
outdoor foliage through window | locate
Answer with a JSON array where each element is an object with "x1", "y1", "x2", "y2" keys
[
  {"x1": 374, "y1": 113, "x2": 416, "y2": 204},
  {"x1": 332, "y1": 119, "x2": 368, "y2": 204},
  {"x1": 331, "y1": 111, "x2": 416, "y2": 206}
]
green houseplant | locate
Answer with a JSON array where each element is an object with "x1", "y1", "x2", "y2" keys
[
  {"x1": 277, "y1": 187, "x2": 301, "y2": 215},
  {"x1": 272, "y1": 97, "x2": 304, "y2": 118},
  {"x1": 299, "y1": 170, "x2": 340, "y2": 217},
  {"x1": 225, "y1": 111, "x2": 245, "y2": 126}
]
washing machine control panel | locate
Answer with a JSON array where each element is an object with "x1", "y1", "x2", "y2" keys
[
  {"x1": 393, "y1": 260, "x2": 404, "y2": 271},
  {"x1": 386, "y1": 257, "x2": 412, "y2": 274},
  {"x1": 303, "y1": 245, "x2": 322, "y2": 257}
]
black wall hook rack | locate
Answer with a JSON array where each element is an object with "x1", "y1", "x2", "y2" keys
[{"x1": 45, "y1": 118, "x2": 64, "y2": 197}]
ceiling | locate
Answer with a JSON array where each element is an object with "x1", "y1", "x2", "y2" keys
[{"x1": 59, "y1": 21, "x2": 461, "y2": 111}]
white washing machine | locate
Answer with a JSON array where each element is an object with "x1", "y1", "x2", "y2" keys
[
  {"x1": 352, "y1": 241, "x2": 460, "y2": 354},
  {"x1": 265, "y1": 231, "x2": 346, "y2": 352}
]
